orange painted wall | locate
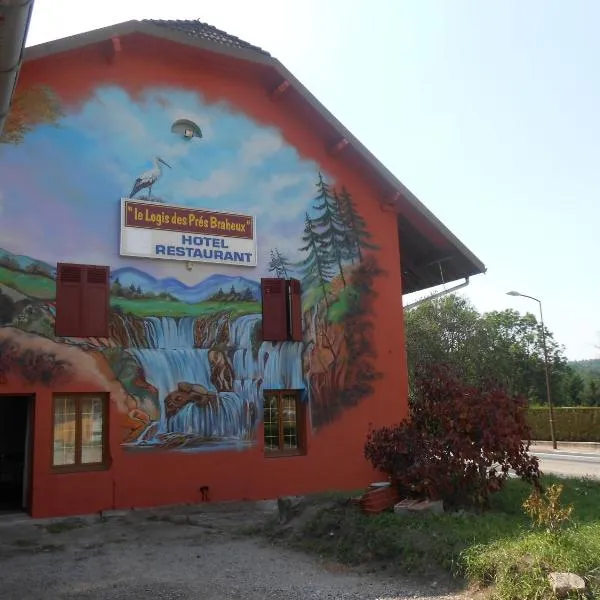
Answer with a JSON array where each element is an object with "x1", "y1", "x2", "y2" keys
[{"x1": 3, "y1": 34, "x2": 409, "y2": 518}]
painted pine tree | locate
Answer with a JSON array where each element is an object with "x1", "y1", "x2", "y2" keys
[
  {"x1": 333, "y1": 188, "x2": 358, "y2": 265},
  {"x1": 338, "y1": 186, "x2": 377, "y2": 262},
  {"x1": 298, "y1": 212, "x2": 334, "y2": 308},
  {"x1": 267, "y1": 248, "x2": 292, "y2": 279},
  {"x1": 312, "y1": 173, "x2": 347, "y2": 285}
]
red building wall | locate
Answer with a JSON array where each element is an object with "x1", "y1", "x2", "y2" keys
[{"x1": 0, "y1": 34, "x2": 408, "y2": 518}]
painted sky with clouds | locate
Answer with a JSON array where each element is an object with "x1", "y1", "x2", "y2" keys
[{"x1": 0, "y1": 86, "x2": 326, "y2": 284}]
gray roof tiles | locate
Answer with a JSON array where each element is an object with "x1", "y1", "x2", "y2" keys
[{"x1": 145, "y1": 19, "x2": 271, "y2": 57}]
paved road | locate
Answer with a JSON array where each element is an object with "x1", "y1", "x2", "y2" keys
[{"x1": 534, "y1": 451, "x2": 600, "y2": 479}]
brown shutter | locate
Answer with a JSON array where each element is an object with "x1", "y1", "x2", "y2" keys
[
  {"x1": 55, "y1": 263, "x2": 83, "y2": 337},
  {"x1": 288, "y1": 278, "x2": 303, "y2": 342},
  {"x1": 261, "y1": 278, "x2": 288, "y2": 342},
  {"x1": 82, "y1": 265, "x2": 110, "y2": 338}
]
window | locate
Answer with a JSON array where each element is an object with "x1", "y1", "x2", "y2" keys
[
  {"x1": 52, "y1": 393, "x2": 108, "y2": 470},
  {"x1": 55, "y1": 263, "x2": 110, "y2": 338},
  {"x1": 261, "y1": 278, "x2": 303, "y2": 342},
  {"x1": 263, "y1": 390, "x2": 306, "y2": 456}
]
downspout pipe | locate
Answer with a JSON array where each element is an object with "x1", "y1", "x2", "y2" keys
[
  {"x1": 0, "y1": 0, "x2": 35, "y2": 137},
  {"x1": 403, "y1": 277, "x2": 470, "y2": 311}
]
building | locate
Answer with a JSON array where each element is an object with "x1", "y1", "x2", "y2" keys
[{"x1": 0, "y1": 18, "x2": 485, "y2": 518}]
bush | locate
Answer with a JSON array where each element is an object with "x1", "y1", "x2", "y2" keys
[
  {"x1": 365, "y1": 365, "x2": 541, "y2": 510},
  {"x1": 527, "y1": 407, "x2": 600, "y2": 442}
]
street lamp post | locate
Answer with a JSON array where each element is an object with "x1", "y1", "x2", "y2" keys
[{"x1": 506, "y1": 291, "x2": 557, "y2": 450}]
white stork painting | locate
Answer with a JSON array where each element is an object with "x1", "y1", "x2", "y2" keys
[{"x1": 129, "y1": 156, "x2": 172, "y2": 200}]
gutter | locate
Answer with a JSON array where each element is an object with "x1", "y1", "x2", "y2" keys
[
  {"x1": 0, "y1": 0, "x2": 35, "y2": 137},
  {"x1": 403, "y1": 277, "x2": 470, "y2": 311}
]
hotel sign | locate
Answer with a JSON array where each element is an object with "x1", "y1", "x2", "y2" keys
[{"x1": 119, "y1": 199, "x2": 257, "y2": 267}]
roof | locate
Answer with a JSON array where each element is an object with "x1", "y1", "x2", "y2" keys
[
  {"x1": 145, "y1": 19, "x2": 271, "y2": 57},
  {"x1": 22, "y1": 19, "x2": 486, "y2": 294}
]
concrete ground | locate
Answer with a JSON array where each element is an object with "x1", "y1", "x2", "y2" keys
[
  {"x1": 0, "y1": 502, "x2": 464, "y2": 600},
  {"x1": 530, "y1": 443, "x2": 600, "y2": 479}
]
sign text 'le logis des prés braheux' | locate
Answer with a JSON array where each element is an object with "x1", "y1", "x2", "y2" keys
[{"x1": 119, "y1": 199, "x2": 257, "y2": 267}]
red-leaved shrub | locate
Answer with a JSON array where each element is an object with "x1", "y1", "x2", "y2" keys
[{"x1": 364, "y1": 365, "x2": 541, "y2": 509}]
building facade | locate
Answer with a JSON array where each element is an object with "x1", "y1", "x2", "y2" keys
[{"x1": 0, "y1": 20, "x2": 484, "y2": 518}]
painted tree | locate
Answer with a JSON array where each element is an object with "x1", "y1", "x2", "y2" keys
[
  {"x1": 338, "y1": 186, "x2": 377, "y2": 262},
  {"x1": 268, "y1": 248, "x2": 292, "y2": 279},
  {"x1": 298, "y1": 212, "x2": 334, "y2": 308},
  {"x1": 1, "y1": 87, "x2": 63, "y2": 145},
  {"x1": 311, "y1": 173, "x2": 347, "y2": 285}
]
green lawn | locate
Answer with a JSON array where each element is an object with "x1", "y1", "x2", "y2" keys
[
  {"x1": 0, "y1": 266, "x2": 55, "y2": 299},
  {"x1": 112, "y1": 297, "x2": 261, "y2": 317},
  {"x1": 262, "y1": 476, "x2": 600, "y2": 599}
]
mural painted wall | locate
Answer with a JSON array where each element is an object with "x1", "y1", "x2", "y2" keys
[{"x1": 0, "y1": 84, "x2": 382, "y2": 453}]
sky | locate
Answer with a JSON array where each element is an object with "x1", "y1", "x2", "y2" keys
[
  {"x1": 0, "y1": 85, "x2": 321, "y2": 280},
  {"x1": 24, "y1": 0, "x2": 599, "y2": 360}
]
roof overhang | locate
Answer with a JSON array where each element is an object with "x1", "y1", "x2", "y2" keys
[
  {"x1": 18, "y1": 20, "x2": 486, "y2": 294},
  {"x1": 0, "y1": 0, "x2": 35, "y2": 136}
]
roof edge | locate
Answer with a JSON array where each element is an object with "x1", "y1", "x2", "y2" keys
[{"x1": 270, "y1": 57, "x2": 486, "y2": 275}]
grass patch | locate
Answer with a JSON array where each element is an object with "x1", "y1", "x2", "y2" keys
[
  {"x1": 112, "y1": 297, "x2": 260, "y2": 317},
  {"x1": 261, "y1": 476, "x2": 600, "y2": 599},
  {"x1": 0, "y1": 266, "x2": 55, "y2": 299}
]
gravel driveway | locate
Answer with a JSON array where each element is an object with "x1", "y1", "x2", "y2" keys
[{"x1": 0, "y1": 502, "x2": 466, "y2": 600}]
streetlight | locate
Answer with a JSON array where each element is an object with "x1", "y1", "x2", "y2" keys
[{"x1": 506, "y1": 291, "x2": 557, "y2": 449}]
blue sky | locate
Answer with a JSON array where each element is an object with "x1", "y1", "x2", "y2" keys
[
  {"x1": 0, "y1": 86, "x2": 321, "y2": 280},
  {"x1": 25, "y1": 0, "x2": 599, "y2": 359}
]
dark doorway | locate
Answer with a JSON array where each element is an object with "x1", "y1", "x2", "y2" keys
[{"x1": 0, "y1": 395, "x2": 34, "y2": 513}]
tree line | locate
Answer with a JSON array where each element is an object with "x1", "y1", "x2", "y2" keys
[{"x1": 405, "y1": 294, "x2": 600, "y2": 407}]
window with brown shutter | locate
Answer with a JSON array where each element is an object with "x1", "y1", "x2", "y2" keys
[
  {"x1": 261, "y1": 277, "x2": 304, "y2": 342},
  {"x1": 261, "y1": 278, "x2": 288, "y2": 342},
  {"x1": 55, "y1": 263, "x2": 110, "y2": 338}
]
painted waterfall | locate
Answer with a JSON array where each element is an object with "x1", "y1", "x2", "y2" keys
[{"x1": 0, "y1": 83, "x2": 382, "y2": 452}]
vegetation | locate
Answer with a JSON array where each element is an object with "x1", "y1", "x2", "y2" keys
[
  {"x1": 365, "y1": 365, "x2": 540, "y2": 509},
  {"x1": 527, "y1": 406, "x2": 600, "y2": 442},
  {"x1": 0, "y1": 265, "x2": 55, "y2": 299},
  {"x1": 1, "y1": 86, "x2": 63, "y2": 145},
  {"x1": 262, "y1": 476, "x2": 600, "y2": 599},
  {"x1": 206, "y1": 285, "x2": 256, "y2": 303},
  {"x1": 404, "y1": 294, "x2": 594, "y2": 407},
  {"x1": 111, "y1": 297, "x2": 261, "y2": 318},
  {"x1": 567, "y1": 358, "x2": 600, "y2": 406}
]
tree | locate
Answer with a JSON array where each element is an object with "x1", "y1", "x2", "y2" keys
[
  {"x1": 242, "y1": 288, "x2": 255, "y2": 302},
  {"x1": 337, "y1": 186, "x2": 377, "y2": 262},
  {"x1": 110, "y1": 277, "x2": 123, "y2": 297},
  {"x1": 311, "y1": 173, "x2": 346, "y2": 285},
  {"x1": 1, "y1": 86, "x2": 63, "y2": 145},
  {"x1": 298, "y1": 212, "x2": 334, "y2": 308},
  {"x1": 404, "y1": 294, "x2": 570, "y2": 404},
  {"x1": 268, "y1": 248, "x2": 292, "y2": 279},
  {"x1": 364, "y1": 365, "x2": 541, "y2": 510},
  {"x1": 559, "y1": 369, "x2": 585, "y2": 406},
  {"x1": 585, "y1": 379, "x2": 600, "y2": 406}
]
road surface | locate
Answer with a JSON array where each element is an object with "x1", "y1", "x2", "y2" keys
[{"x1": 534, "y1": 450, "x2": 600, "y2": 479}]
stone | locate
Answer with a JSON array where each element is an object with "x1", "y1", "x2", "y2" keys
[
  {"x1": 548, "y1": 572, "x2": 586, "y2": 598},
  {"x1": 394, "y1": 499, "x2": 419, "y2": 514},
  {"x1": 277, "y1": 495, "x2": 306, "y2": 524},
  {"x1": 406, "y1": 499, "x2": 444, "y2": 515}
]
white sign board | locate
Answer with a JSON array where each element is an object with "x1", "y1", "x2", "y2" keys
[{"x1": 120, "y1": 199, "x2": 257, "y2": 267}]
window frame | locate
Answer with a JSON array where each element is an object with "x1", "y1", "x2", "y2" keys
[
  {"x1": 263, "y1": 389, "x2": 307, "y2": 458},
  {"x1": 51, "y1": 392, "x2": 110, "y2": 473}
]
